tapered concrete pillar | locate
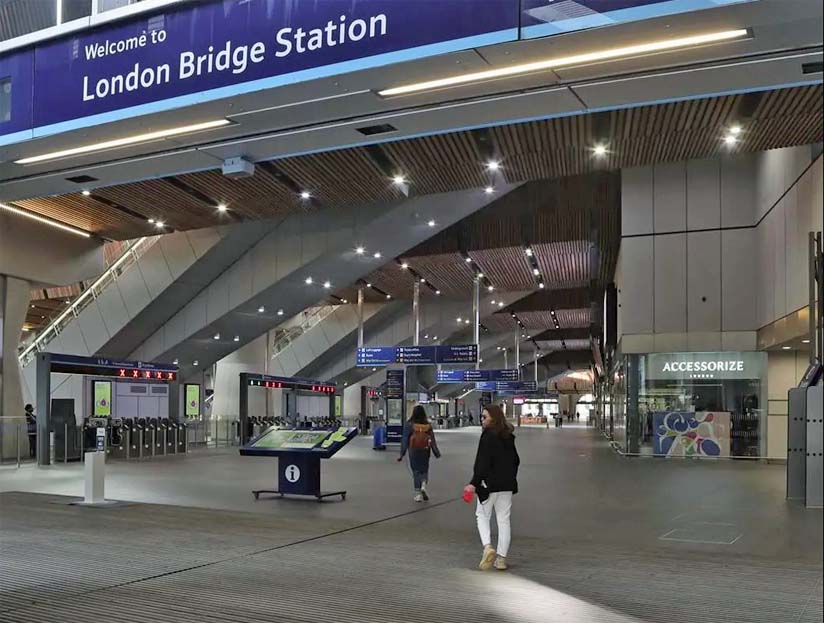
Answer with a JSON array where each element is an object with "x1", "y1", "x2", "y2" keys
[{"x1": 0, "y1": 275, "x2": 31, "y2": 458}]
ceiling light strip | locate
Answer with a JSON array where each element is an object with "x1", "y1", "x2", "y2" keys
[
  {"x1": 378, "y1": 29, "x2": 749, "y2": 97},
  {"x1": 14, "y1": 119, "x2": 232, "y2": 165},
  {"x1": 0, "y1": 202, "x2": 91, "y2": 238}
]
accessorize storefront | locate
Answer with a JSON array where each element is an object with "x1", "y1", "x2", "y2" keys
[{"x1": 617, "y1": 351, "x2": 767, "y2": 458}]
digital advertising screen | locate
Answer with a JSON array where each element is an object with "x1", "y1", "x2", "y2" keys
[
  {"x1": 185, "y1": 384, "x2": 201, "y2": 418},
  {"x1": 92, "y1": 381, "x2": 112, "y2": 417}
]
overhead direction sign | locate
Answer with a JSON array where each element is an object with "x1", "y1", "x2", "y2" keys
[{"x1": 357, "y1": 344, "x2": 477, "y2": 367}]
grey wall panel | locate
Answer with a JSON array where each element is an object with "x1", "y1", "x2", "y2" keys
[
  {"x1": 772, "y1": 196, "x2": 787, "y2": 319},
  {"x1": 687, "y1": 158, "x2": 721, "y2": 231},
  {"x1": 136, "y1": 246, "x2": 174, "y2": 299},
  {"x1": 654, "y1": 233, "x2": 687, "y2": 333},
  {"x1": 162, "y1": 310, "x2": 187, "y2": 351},
  {"x1": 95, "y1": 286, "x2": 130, "y2": 338},
  {"x1": 277, "y1": 347, "x2": 300, "y2": 377},
  {"x1": 141, "y1": 330, "x2": 166, "y2": 363},
  {"x1": 159, "y1": 233, "x2": 197, "y2": 280},
  {"x1": 57, "y1": 322, "x2": 89, "y2": 357},
  {"x1": 76, "y1": 302, "x2": 109, "y2": 355},
  {"x1": 206, "y1": 277, "x2": 230, "y2": 325},
  {"x1": 183, "y1": 291, "x2": 208, "y2": 339},
  {"x1": 721, "y1": 228, "x2": 757, "y2": 331},
  {"x1": 687, "y1": 230, "x2": 721, "y2": 332},
  {"x1": 621, "y1": 166, "x2": 653, "y2": 235},
  {"x1": 115, "y1": 265, "x2": 152, "y2": 318},
  {"x1": 186, "y1": 227, "x2": 222, "y2": 259},
  {"x1": 687, "y1": 332, "x2": 722, "y2": 352},
  {"x1": 250, "y1": 238, "x2": 277, "y2": 297},
  {"x1": 305, "y1": 326, "x2": 332, "y2": 361},
  {"x1": 757, "y1": 210, "x2": 776, "y2": 328},
  {"x1": 274, "y1": 218, "x2": 302, "y2": 280},
  {"x1": 720, "y1": 154, "x2": 756, "y2": 228},
  {"x1": 228, "y1": 253, "x2": 253, "y2": 310},
  {"x1": 653, "y1": 162, "x2": 686, "y2": 233},
  {"x1": 617, "y1": 238, "x2": 654, "y2": 335},
  {"x1": 300, "y1": 214, "x2": 328, "y2": 265}
]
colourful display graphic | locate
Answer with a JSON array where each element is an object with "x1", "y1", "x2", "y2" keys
[
  {"x1": 653, "y1": 411, "x2": 731, "y2": 457},
  {"x1": 251, "y1": 429, "x2": 331, "y2": 450},
  {"x1": 93, "y1": 381, "x2": 112, "y2": 417},
  {"x1": 185, "y1": 384, "x2": 200, "y2": 418}
]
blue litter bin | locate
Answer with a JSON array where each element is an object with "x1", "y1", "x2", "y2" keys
[{"x1": 372, "y1": 425, "x2": 386, "y2": 450}]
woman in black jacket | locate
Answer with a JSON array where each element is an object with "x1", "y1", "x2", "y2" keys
[{"x1": 464, "y1": 404, "x2": 520, "y2": 571}]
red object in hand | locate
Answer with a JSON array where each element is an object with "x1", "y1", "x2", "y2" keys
[{"x1": 462, "y1": 485, "x2": 474, "y2": 504}]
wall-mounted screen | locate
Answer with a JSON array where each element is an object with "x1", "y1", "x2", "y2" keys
[
  {"x1": 92, "y1": 380, "x2": 112, "y2": 417},
  {"x1": 185, "y1": 384, "x2": 200, "y2": 418}
]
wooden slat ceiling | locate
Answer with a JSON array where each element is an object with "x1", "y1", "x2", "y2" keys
[
  {"x1": 8, "y1": 85, "x2": 820, "y2": 241},
  {"x1": 535, "y1": 338, "x2": 591, "y2": 352}
]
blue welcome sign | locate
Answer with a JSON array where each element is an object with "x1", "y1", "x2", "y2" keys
[{"x1": 6, "y1": 0, "x2": 518, "y2": 142}]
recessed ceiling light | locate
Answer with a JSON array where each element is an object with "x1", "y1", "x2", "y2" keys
[
  {"x1": 433, "y1": 335, "x2": 438, "y2": 340},
  {"x1": 435, "y1": 290, "x2": 441, "y2": 295},
  {"x1": 392, "y1": 174, "x2": 406, "y2": 185},
  {"x1": 148, "y1": 218, "x2": 155, "y2": 224},
  {"x1": 233, "y1": 335, "x2": 240, "y2": 342},
  {"x1": 420, "y1": 278, "x2": 426, "y2": 283},
  {"x1": 305, "y1": 277, "x2": 313, "y2": 285},
  {"x1": 484, "y1": 186, "x2": 495, "y2": 194},
  {"x1": 424, "y1": 334, "x2": 429, "y2": 339},
  {"x1": 525, "y1": 248, "x2": 533, "y2": 257},
  {"x1": 377, "y1": 30, "x2": 749, "y2": 96},
  {"x1": 277, "y1": 309, "x2": 284, "y2": 316},
  {"x1": 724, "y1": 134, "x2": 738, "y2": 146},
  {"x1": 323, "y1": 281, "x2": 332, "y2": 289},
  {"x1": 155, "y1": 221, "x2": 165, "y2": 229},
  {"x1": 539, "y1": 282, "x2": 545, "y2": 289},
  {"x1": 456, "y1": 317, "x2": 462, "y2": 323},
  {"x1": 81, "y1": 190, "x2": 91, "y2": 196},
  {"x1": 0, "y1": 202, "x2": 92, "y2": 238},
  {"x1": 216, "y1": 203, "x2": 227, "y2": 213},
  {"x1": 15, "y1": 119, "x2": 232, "y2": 164},
  {"x1": 427, "y1": 219, "x2": 436, "y2": 227},
  {"x1": 385, "y1": 294, "x2": 391, "y2": 299},
  {"x1": 300, "y1": 191, "x2": 312, "y2": 200},
  {"x1": 173, "y1": 359, "x2": 179, "y2": 365},
  {"x1": 373, "y1": 252, "x2": 382, "y2": 259},
  {"x1": 464, "y1": 319, "x2": 470, "y2": 324},
  {"x1": 802, "y1": 339, "x2": 811, "y2": 344},
  {"x1": 258, "y1": 306, "x2": 265, "y2": 313},
  {"x1": 366, "y1": 282, "x2": 372, "y2": 288},
  {"x1": 193, "y1": 360, "x2": 199, "y2": 366},
  {"x1": 487, "y1": 285, "x2": 494, "y2": 292},
  {"x1": 593, "y1": 144, "x2": 607, "y2": 157},
  {"x1": 213, "y1": 333, "x2": 220, "y2": 340},
  {"x1": 498, "y1": 301, "x2": 505, "y2": 307},
  {"x1": 477, "y1": 273, "x2": 484, "y2": 279},
  {"x1": 355, "y1": 246, "x2": 365, "y2": 255},
  {"x1": 729, "y1": 125, "x2": 742, "y2": 135},
  {"x1": 465, "y1": 257, "x2": 472, "y2": 263},
  {"x1": 533, "y1": 268, "x2": 540, "y2": 276},
  {"x1": 491, "y1": 300, "x2": 497, "y2": 305},
  {"x1": 401, "y1": 262, "x2": 409, "y2": 269},
  {"x1": 486, "y1": 160, "x2": 500, "y2": 171}
]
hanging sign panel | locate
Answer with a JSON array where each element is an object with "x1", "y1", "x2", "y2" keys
[
  {"x1": 18, "y1": 0, "x2": 518, "y2": 138},
  {"x1": 357, "y1": 345, "x2": 478, "y2": 367},
  {"x1": 436, "y1": 368, "x2": 519, "y2": 383},
  {"x1": 385, "y1": 369, "x2": 405, "y2": 399}
]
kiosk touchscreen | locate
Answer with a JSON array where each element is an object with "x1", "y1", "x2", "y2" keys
[{"x1": 240, "y1": 426, "x2": 358, "y2": 502}]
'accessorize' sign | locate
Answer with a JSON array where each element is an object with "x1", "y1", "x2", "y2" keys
[{"x1": 645, "y1": 352, "x2": 766, "y2": 381}]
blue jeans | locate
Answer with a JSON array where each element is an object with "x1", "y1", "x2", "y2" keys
[{"x1": 408, "y1": 448, "x2": 430, "y2": 490}]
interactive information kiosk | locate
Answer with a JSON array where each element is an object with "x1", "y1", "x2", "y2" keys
[{"x1": 240, "y1": 426, "x2": 358, "y2": 502}]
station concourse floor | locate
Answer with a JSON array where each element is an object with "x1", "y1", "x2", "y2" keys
[{"x1": 1, "y1": 426, "x2": 821, "y2": 623}]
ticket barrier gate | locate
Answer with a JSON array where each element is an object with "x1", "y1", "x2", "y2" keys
[{"x1": 109, "y1": 418, "x2": 128, "y2": 459}]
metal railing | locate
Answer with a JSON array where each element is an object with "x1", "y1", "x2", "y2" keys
[
  {"x1": 19, "y1": 236, "x2": 157, "y2": 367},
  {"x1": 270, "y1": 305, "x2": 338, "y2": 360},
  {"x1": 0, "y1": 418, "x2": 30, "y2": 468}
]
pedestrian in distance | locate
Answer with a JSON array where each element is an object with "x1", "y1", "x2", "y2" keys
[
  {"x1": 25, "y1": 404, "x2": 36, "y2": 458},
  {"x1": 397, "y1": 405, "x2": 441, "y2": 502},
  {"x1": 464, "y1": 404, "x2": 520, "y2": 571}
]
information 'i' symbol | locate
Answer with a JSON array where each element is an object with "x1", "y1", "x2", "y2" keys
[{"x1": 285, "y1": 464, "x2": 301, "y2": 483}]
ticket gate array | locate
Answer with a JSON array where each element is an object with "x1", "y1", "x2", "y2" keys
[{"x1": 83, "y1": 417, "x2": 187, "y2": 460}]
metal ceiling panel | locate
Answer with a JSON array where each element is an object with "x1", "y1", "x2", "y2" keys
[
  {"x1": 533, "y1": 240, "x2": 591, "y2": 289},
  {"x1": 555, "y1": 308, "x2": 592, "y2": 329},
  {"x1": 469, "y1": 246, "x2": 535, "y2": 290}
]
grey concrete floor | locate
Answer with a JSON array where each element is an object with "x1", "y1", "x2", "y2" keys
[{"x1": 1, "y1": 426, "x2": 821, "y2": 622}]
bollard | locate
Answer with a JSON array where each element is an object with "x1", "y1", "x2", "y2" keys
[
  {"x1": 163, "y1": 428, "x2": 167, "y2": 456},
  {"x1": 64, "y1": 423, "x2": 69, "y2": 464},
  {"x1": 126, "y1": 428, "x2": 131, "y2": 460},
  {"x1": 16, "y1": 422, "x2": 21, "y2": 468},
  {"x1": 84, "y1": 451, "x2": 105, "y2": 504}
]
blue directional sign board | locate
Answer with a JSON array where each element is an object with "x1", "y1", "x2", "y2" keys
[
  {"x1": 436, "y1": 368, "x2": 519, "y2": 383},
  {"x1": 396, "y1": 346, "x2": 437, "y2": 365},
  {"x1": 356, "y1": 347, "x2": 396, "y2": 366},
  {"x1": 385, "y1": 370, "x2": 405, "y2": 399},
  {"x1": 476, "y1": 381, "x2": 539, "y2": 392},
  {"x1": 357, "y1": 345, "x2": 478, "y2": 367}
]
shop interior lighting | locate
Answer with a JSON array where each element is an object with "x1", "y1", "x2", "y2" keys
[
  {"x1": 217, "y1": 203, "x2": 227, "y2": 213},
  {"x1": 355, "y1": 246, "x2": 365, "y2": 255},
  {"x1": 378, "y1": 29, "x2": 749, "y2": 97},
  {"x1": 0, "y1": 202, "x2": 91, "y2": 238},
  {"x1": 305, "y1": 277, "x2": 313, "y2": 285},
  {"x1": 277, "y1": 309, "x2": 284, "y2": 315},
  {"x1": 258, "y1": 306, "x2": 265, "y2": 313},
  {"x1": 15, "y1": 119, "x2": 232, "y2": 164}
]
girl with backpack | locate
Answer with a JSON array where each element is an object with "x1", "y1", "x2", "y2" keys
[
  {"x1": 397, "y1": 405, "x2": 441, "y2": 502},
  {"x1": 464, "y1": 404, "x2": 520, "y2": 571}
]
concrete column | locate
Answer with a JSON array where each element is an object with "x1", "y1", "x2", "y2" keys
[
  {"x1": 357, "y1": 286, "x2": 364, "y2": 349},
  {"x1": 0, "y1": 275, "x2": 30, "y2": 459},
  {"x1": 412, "y1": 281, "x2": 420, "y2": 346},
  {"x1": 473, "y1": 277, "x2": 480, "y2": 370}
]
